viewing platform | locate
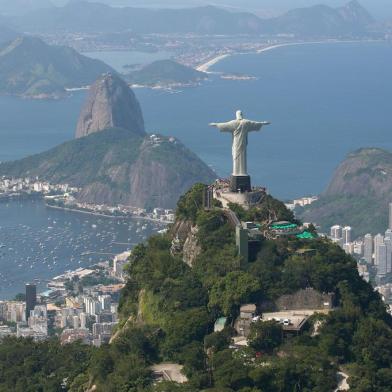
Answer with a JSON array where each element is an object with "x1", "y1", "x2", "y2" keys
[{"x1": 211, "y1": 178, "x2": 266, "y2": 210}]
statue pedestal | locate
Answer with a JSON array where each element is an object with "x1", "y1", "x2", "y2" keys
[{"x1": 230, "y1": 175, "x2": 251, "y2": 193}]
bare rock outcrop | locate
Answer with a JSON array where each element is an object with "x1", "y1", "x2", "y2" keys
[
  {"x1": 75, "y1": 73, "x2": 145, "y2": 138},
  {"x1": 171, "y1": 220, "x2": 202, "y2": 267}
]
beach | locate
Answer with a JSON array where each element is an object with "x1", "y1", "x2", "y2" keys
[{"x1": 195, "y1": 40, "x2": 380, "y2": 73}]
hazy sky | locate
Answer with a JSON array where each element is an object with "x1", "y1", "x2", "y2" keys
[{"x1": 52, "y1": 1, "x2": 392, "y2": 19}]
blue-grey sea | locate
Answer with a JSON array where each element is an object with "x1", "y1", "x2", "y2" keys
[{"x1": 0, "y1": 41, "x2": 391, "y2": 298}]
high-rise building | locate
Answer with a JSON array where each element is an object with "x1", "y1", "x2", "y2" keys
[
  {"x1": 342, "y1": 226, "x2": 352, "y2": 244},
  {"x1": 374, "y1": 234, "x2": 384, "y2": 266},
  {"x1": 84, "y1": 297, "x2": 101, "y2": 316},
  {"x1": 80, "y1": 312, "x2": 87, "y2": 330},
  {"x1": 330, "y1": 225, "x2": 342, "y2": 240},
  {"x1": 25, "y1": 284, "x2": 36, "y2": 322},
  {"x1": 385, "y1": 237, "x2": 392, "y2": 273},
  {"x1": 73, "y1": 315, "x2": 79, "y2": 330},
  {"x1": 99, "y1": 295, "x2": 111, "y2": 311},
  {"x1": 353, "y1": 241, "x2": 364, "y2": 256},
  {"x1": 385, "y1": 229, "x2": 392, "y2": 240},
  {"x1": 343, "y1": 243, "x2": 353, "y2": 254},
  {"x1": 389, "y1": 202, "x2": 392, "y2": 230},
  {"x1": 364, "y1": 234, "x2": 373, "y2": 264},
  {"x1": 377, "y1": 243, "x2": 388, "y2": 276}
]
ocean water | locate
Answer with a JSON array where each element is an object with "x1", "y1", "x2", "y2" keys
[
  {"x1": 0, "y1": 94, "x2": 83, "y2": 163},
  {"x1": 1, "y1": 42, "x2": 392, "y2": 197},
  {"x1": 1, "y1": 41, "x2": 392, "y2": 297},
  {"x1": 84, "y1": 50, "x2": 173, "y2": 72},
  {"x1": 0, "y1": 198, "x2": 162, "y2": 299},
  {"x1": 136, "y1": 41, "x2": 392, "y2": 198}
]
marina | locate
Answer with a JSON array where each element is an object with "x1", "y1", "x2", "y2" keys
[{"x1": 0, "y1": 198, "x2": 164, "y2": 299}]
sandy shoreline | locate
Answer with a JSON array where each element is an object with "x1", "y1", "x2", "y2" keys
[
  {"x1": 196, "y1": 54, "x2": 231, "y2": 72},
  {"x1": 196, "y1": 40, "x2": 380, "y2": 73}
]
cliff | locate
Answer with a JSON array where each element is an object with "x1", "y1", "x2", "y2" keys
[
  {"x1": 76, "y1": 73, "x2": 145, "y2": 138},
  {"x1": 300, "y1": 148, "x2": 392, "y2": 235}
]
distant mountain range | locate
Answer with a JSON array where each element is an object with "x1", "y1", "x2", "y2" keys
[
  {"x1": 0, "y1": 0, "x2": 53, "y2": 16},
  {"x1": 0, "y1": 73, "x2": 216, "y2": 209},
  {"x1": 299, "y1": 148, "x2": 392, "y2": 236},
  {"x1": 0, "y1": 36, "x2": 114, "y2": 97},
  {"x1": 262, "y1": 0, "x2": 374, "y2": 36},
  {"x1": 8, "y1": 0, "x2": 377, "y2": 37},
  {"x1": 126, "y1": 60, "x2": 208, "y2": 87}
]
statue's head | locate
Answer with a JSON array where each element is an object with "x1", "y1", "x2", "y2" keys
[{"x1": 236, "y1": 110, "x2": 243, "y2": 120}]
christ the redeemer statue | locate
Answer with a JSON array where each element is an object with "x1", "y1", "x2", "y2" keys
[{"x1": 210, "y1": 110, "x2": 270, "y2": 192}]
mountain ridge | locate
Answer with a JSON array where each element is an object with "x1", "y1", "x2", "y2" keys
[
  {"x1": 9, "y1": 1, "x2": 376, "y2": 37},
  {"x1": 126, "y1": 59, "x2": 208, "y2": 87},
  {"x1": 0, "y1": 36, "x2": 114, "y2": 97},
  {"x1": 0, "y1": 74, "x2": 216, "y2": 209},
  {"x1": 0, "y1": 128, "x2": 216, "y2": 209},
  {"x1": 299, "y1": 147, "x2": 392, "y2": 236}
]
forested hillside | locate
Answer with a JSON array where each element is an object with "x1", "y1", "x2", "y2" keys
[{"x1": 1, "y1": 184, "x2": 391, "y2": 391}]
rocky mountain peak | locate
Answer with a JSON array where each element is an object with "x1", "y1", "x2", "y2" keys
[
  {"x1": 338, "y1": 0, "x2": 374, "y2": 25},
  {"x1": 300, "y1": 147, "x2": 392, "y2": 235},
  {"x1": 75, "y1": 72, "x2": 145, "y2": 139}
]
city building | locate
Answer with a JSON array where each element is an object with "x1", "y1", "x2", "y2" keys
[
  {"x1": 80, "y1": 312, "x2": 87, "y2": 330},
  {"x1": 364, "y1": 234, "x2": 373, "y2": 264},
  {"x1": 28, "y1": 305, "x2": 48, "y2": 337},
  {"x1": 113, "y1": 251, "x2": 131, "y2": 280},
  {"x1": 99, "y1": 295, "x2": 111, "y2": 311},
  {"x1": 377, "y1": 243, "x2": 388, "y2": 277},
  {"x1": 330, "y1": 225, "x2": 342, "y2": 240},
  {"x1": 25, "y1": 283, "x2": 37, "y2": 321},
  {"x1": 61, "y1": 329, "x2": 90, "y2": 345},
  {"x1": 342, "y1": 226, "x2": 352, "y2": 244},
  {"x1": 374, "y1": 234, "x2": 385, "y2": 266},
  {"x1": 385, "y1": 237, "x2": 392, "y2": 274},
  {"x1": 0, "y1": 325, "x2": 14, "y2": 340},
  {"x1": 353, "y1": 241, "x2": 364, "y2": 256},
  {"x1": 84, "y1": 297, "x2": 102, "y2": 316}
]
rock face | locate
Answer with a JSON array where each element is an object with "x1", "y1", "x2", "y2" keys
[
  {"x1": 171, "y1": 220, "x2": 202, "y2": 267},
  {"x1": 300, "y1": 148, "x2": 392, "y2": 236},
  {"x1": 338, "y1": 0, "x2": 374, "y2": 27},
  {"x1": 75, "y1": 73, "x2": 145, "y2": 139},
  {"x1": 0, "y1": 71, "x2": 216, "y2": 208}
]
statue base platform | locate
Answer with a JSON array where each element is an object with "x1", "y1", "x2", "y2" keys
[
  {"x1": 230, "y1": 175, "x2": 251, "y2": 193},
  {"x1": 212, "y1": 178, "x2": 267, "y2": 210}
]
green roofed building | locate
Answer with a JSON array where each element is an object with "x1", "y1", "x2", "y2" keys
[
  {"x1": 271, "y1": 223, "x2": 298, "y2": 230},
  {"x1": 269, "y1": 221, "x2": 301, "y2": 237},
  {"x1": 297, "y1": 231, "x2": 317, "y2": 240}
]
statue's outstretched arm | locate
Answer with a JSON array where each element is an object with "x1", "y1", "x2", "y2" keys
[
  {"x1": 209, "y1": 120, "x2": 237, "y2": 133},
  {"x1": 248, "y1": 121, "x2": 271, "y2": 132}
]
